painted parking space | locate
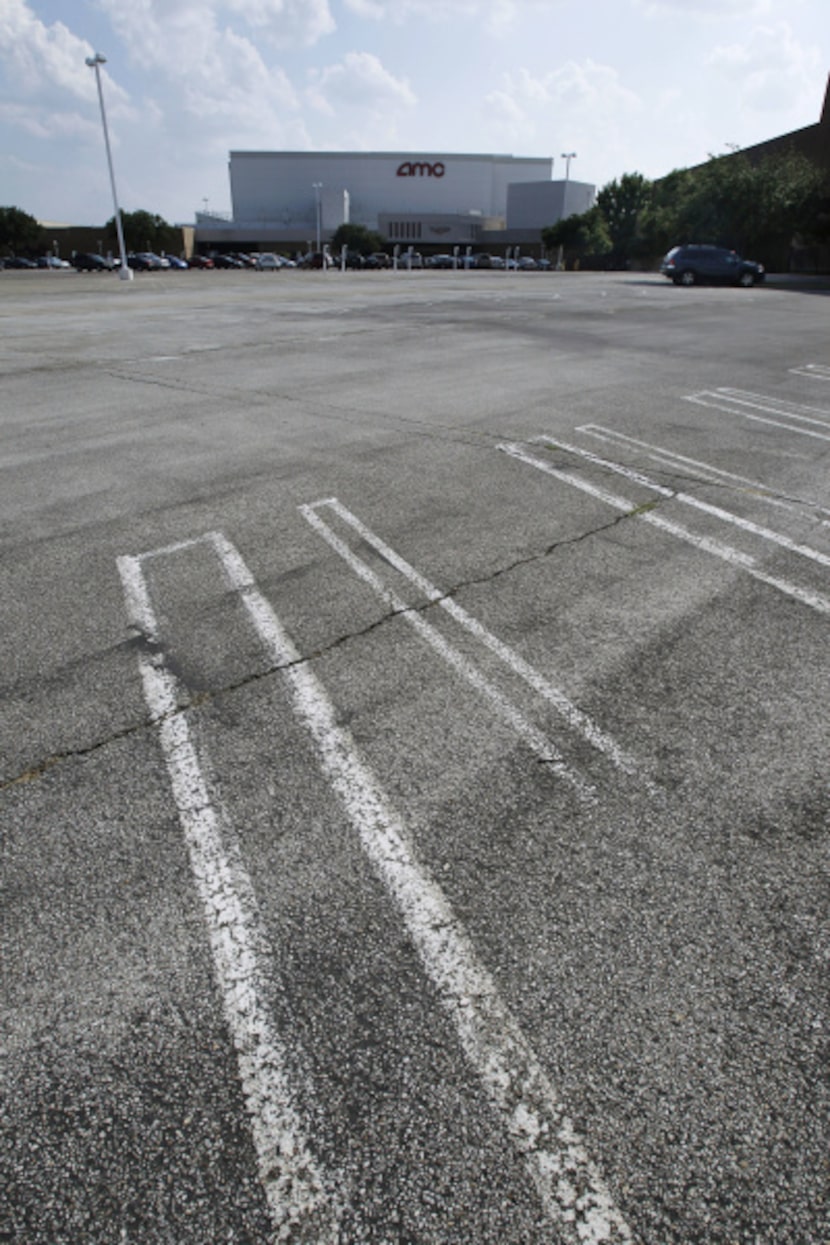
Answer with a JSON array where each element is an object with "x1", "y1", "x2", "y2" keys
[
  {"x1": 117, "y1": 529, "x2": 636, "y2": 1245},
  {"x1": 4, "y1": 276, "x2": 829, "y2": 1244}
]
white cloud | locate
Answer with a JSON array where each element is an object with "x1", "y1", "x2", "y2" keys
[
  {"x1": 0, "y1": 0, "x2": 126, "y2": 106},
  {"x1": 482, "y1": 88, "x2": 525, "y2": 126},
  {"x1": 482, "y1": 59, "x2": 642, "y2": 142},
  {"x1": 707, "y1": 21, "x2": 821, "y2": 116},
  {"x1": 635, "y1": 0, "x2": 772, "y2": 15},
  {"x1": 0, "y1": 99, "x2": 97, "y2": 140},
  {"x1": 307, "y1": 51, "x2": 416, "y2": 114},
  {"x1": 94, "y1": 0, "x2": 303, "y2": 139},
  {"x1": 343, "y1": 0, "x2": 559, "y2": 31},
  {"x1": 225, "y1": 0, "x2": 335, "y2": 43},
  {"x1": 94, "y1": 0, "x2": 335, "y2": 52}
]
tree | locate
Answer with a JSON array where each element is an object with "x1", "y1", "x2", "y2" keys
[
  {"x1": 329, "y1": 223, "x2": 386, "y2": 255},
  {"x1": 105, "y1": 209, "x2": 180, "y2": 254},
  {"x1": 637, "y1": 167, "x2": 695, "y2": 258},
  {"x1": 0, "y1": 205, "x2": 41, "y2": 256},
  {"x1": 638, "y1": 151, "x2": 827, "y2": 266},
  {"x1": 596, "y1": 172, "x2": 653, "y2": 262},
  {"x1": 542, "y1": 207, "x2": 611, "y2": 267}
]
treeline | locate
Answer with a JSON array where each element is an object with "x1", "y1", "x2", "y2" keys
[
  {"x1": 0, "y1": 205, "x2": 181, "y2": 257},
  {"x1": 102, "y1": 210, "x2": 181, "y2": 254},
  {"x1": 543, "y1": 151, "x2": 830, "y2": 269}
]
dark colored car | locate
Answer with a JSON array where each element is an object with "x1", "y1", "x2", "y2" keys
[
  {"x1": 188, "y1": 254, "x2": 215, "y2": 269},
  {"x1": 5, "y1": 256, "x2": 38, "y2": 269},
  {"x1": 125, "y1": 252, "x2": 158, "y2": 271},
  {"x1": 211, "y1": 253, "x2": 244, "y2": 269},
  {"x1": 660, "y1": 244, "x2": 765, "y2": 287},
  {"x1": 72, "y1": 252, "x2": 111, "y2": 272}
]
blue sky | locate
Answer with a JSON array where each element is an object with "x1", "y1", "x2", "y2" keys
[{"x1": 1, "y1": 0, "x2": 827, "y2": 225}]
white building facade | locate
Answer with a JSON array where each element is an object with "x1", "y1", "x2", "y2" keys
[{"x1": 195, "y1": 151, "x2": 595, "y2": 253}]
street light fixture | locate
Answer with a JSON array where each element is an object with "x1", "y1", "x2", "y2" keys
[
  {"x1": 312, "y1": 182, "x2": 323, "y2": 254},
  {"x1": 85, "y1": 52, "x2": 132, "y2": 281},
  {"x1": 561, "y1": 152, "x2": 577, "y2": 184}
]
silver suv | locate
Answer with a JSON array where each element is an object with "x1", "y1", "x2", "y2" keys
[{"x1": 660, "y1": 245, "x2": 765, "y2": 287}]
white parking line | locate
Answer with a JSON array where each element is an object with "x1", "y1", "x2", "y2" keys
[
  {"x1": 209, "y1": 531, "x2": 635, "y2": 1245},
  {"x1": 498, "y1": 443, "x2": 830, "y2": 616},
  {"x1": 532, "y1": 436, "x2": 830, "y2": 573},
  {"x1": 296, "y1": 503, "x2": 593, "y2": 800},
  {"x1": 789, "y1": 363, "x2": 830, "y2": 381},
  {"x1": 708, "y1": 388, "x2": 830, "y2": 425},
  {"x1": 301, "y1": 496, "x2": 648, "y2": 788},
  {"x1": 575, "y1": 424, "x2": 830, "y2": 521},
  {"x1": 117, "y1": 544, "x2": 340, "y2": 1245},
  {"x1": 685, "y1": 389, "x2": 830, "y2": 442}
]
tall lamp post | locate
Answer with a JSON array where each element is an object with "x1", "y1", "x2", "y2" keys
[
  {"x1": 85, "y1": 52, "x2": 132, "y2": 281},
  {"x1": 561, "y1": 151, "x2": 577, "y2": 185},
  {"x1": 312, "y1": 182, "x2": 323, "y2": 254}
]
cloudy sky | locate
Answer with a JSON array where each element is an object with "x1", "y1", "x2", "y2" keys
[{"x1": 1, "y1": 0, "x2": 827, "y2": 225}]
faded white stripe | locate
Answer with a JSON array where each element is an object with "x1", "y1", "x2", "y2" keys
[
  {"x1": 116, "y1": 553, "x2": 339, "y2": 1244},
  {"x1": 718, "y1": 387, "x2": 830, "y2": 423},
  {"x1": 498, "y1": 444, "x2": 830, "y2": 616},
  {"x1": 685, "y1": 392, "x2": 830, "y2": 442},
  {"x1": 303, "y1": 496, "x2": 645, "y2": 786},
  {"x1": 576, "y1": 424, "x2": 830, "y2": 518},
  {"x1": 295, "y1": 505, "x2": 592, "y2": 799},
  {"x1": 208, "y1": 532, "x2": 634, "y2": 1245},
  {"x1": 789, "y1": 364, "x2": 830, "y2": 381},
  {"x1": 534, "y1": 436, "x2": 830, "y2": 572}
]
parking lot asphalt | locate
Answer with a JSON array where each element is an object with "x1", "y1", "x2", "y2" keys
[{"x1": 1, "y1": 268, "x2": 828, "y2": 1244}]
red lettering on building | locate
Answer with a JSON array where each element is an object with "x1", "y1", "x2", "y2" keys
[{"x1": 396, "y1": 161, "x2": 446, "y2": 178}]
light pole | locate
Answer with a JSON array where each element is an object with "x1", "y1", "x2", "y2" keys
[
  {"x1": 86, "y1": 53, "x2": 132, "y2": 280},
  {"x1": 312, "y1": 182, "x2": 323, "y2": 254},
  {"x1": 561, "y1": 152, "x2": 577, "y2": 185}
]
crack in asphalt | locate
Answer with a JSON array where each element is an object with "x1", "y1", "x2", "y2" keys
[
  {"x1": 102, "y1": 364, "x2": 830, "y2": 518},
  {"x1": 0, "y1": 504, "x2": 641, "y2": 793}
]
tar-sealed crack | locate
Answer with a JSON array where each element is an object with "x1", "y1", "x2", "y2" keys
[{"x1": 0, "y1": 503, "x2": 649, "y2": 794}]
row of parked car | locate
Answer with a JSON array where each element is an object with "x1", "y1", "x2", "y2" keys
[
  {"x1": 2, "y1": 250, "x2": 558, "y2": 274},
  {"x1": 0, "y1": 255, "x2": 73, "y2": 269},
  {"x1": 345, "y1": 252, "x2": 552, "y2": 270}
]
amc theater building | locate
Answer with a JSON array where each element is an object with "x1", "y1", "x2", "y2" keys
[{"x1": 195, "y1": 151, "x2": 595, "y2": 255}]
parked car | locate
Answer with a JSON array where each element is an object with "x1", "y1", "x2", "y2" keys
[
  {"x1": 365, "y1": 252, "x2": 390, "y2": 269},
  {"x1": 126, "y1": 252, "x2": 162, "y2": 271},
  {"x1": 164, "y1": 255, "x2": 189, "y2": 269},
  {"x1": 301, "y1": 251, "x2": 333, "y2": 269},
  {"x1": 255, "y1": 252, "x2": 281, "y2": 271},
  {"x1": 188, "y1": 254, "x2": 215, "y2": 269},
  {"x1": 212, "y1": 253, "x2": 244, "y2": 269},
  {"x1": 72, "y1": 252, "x2": 111, "y2": 271},
  {"x1": 517, "y1": 256, "x2": 538, "y2": 270},
  {"x1": 660, "y1": 244, "x2": 765, "y2": 287},
  {"x1": 429, "y1": 254, "x2": 455, "y2": 269},
  {"x1": 5, "y1": 256, "x2": 38, "y2": 269}
]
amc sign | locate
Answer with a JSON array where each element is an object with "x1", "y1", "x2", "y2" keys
[{"x1": 396, "y1": 161, "x2": 446, "y2": 178}]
